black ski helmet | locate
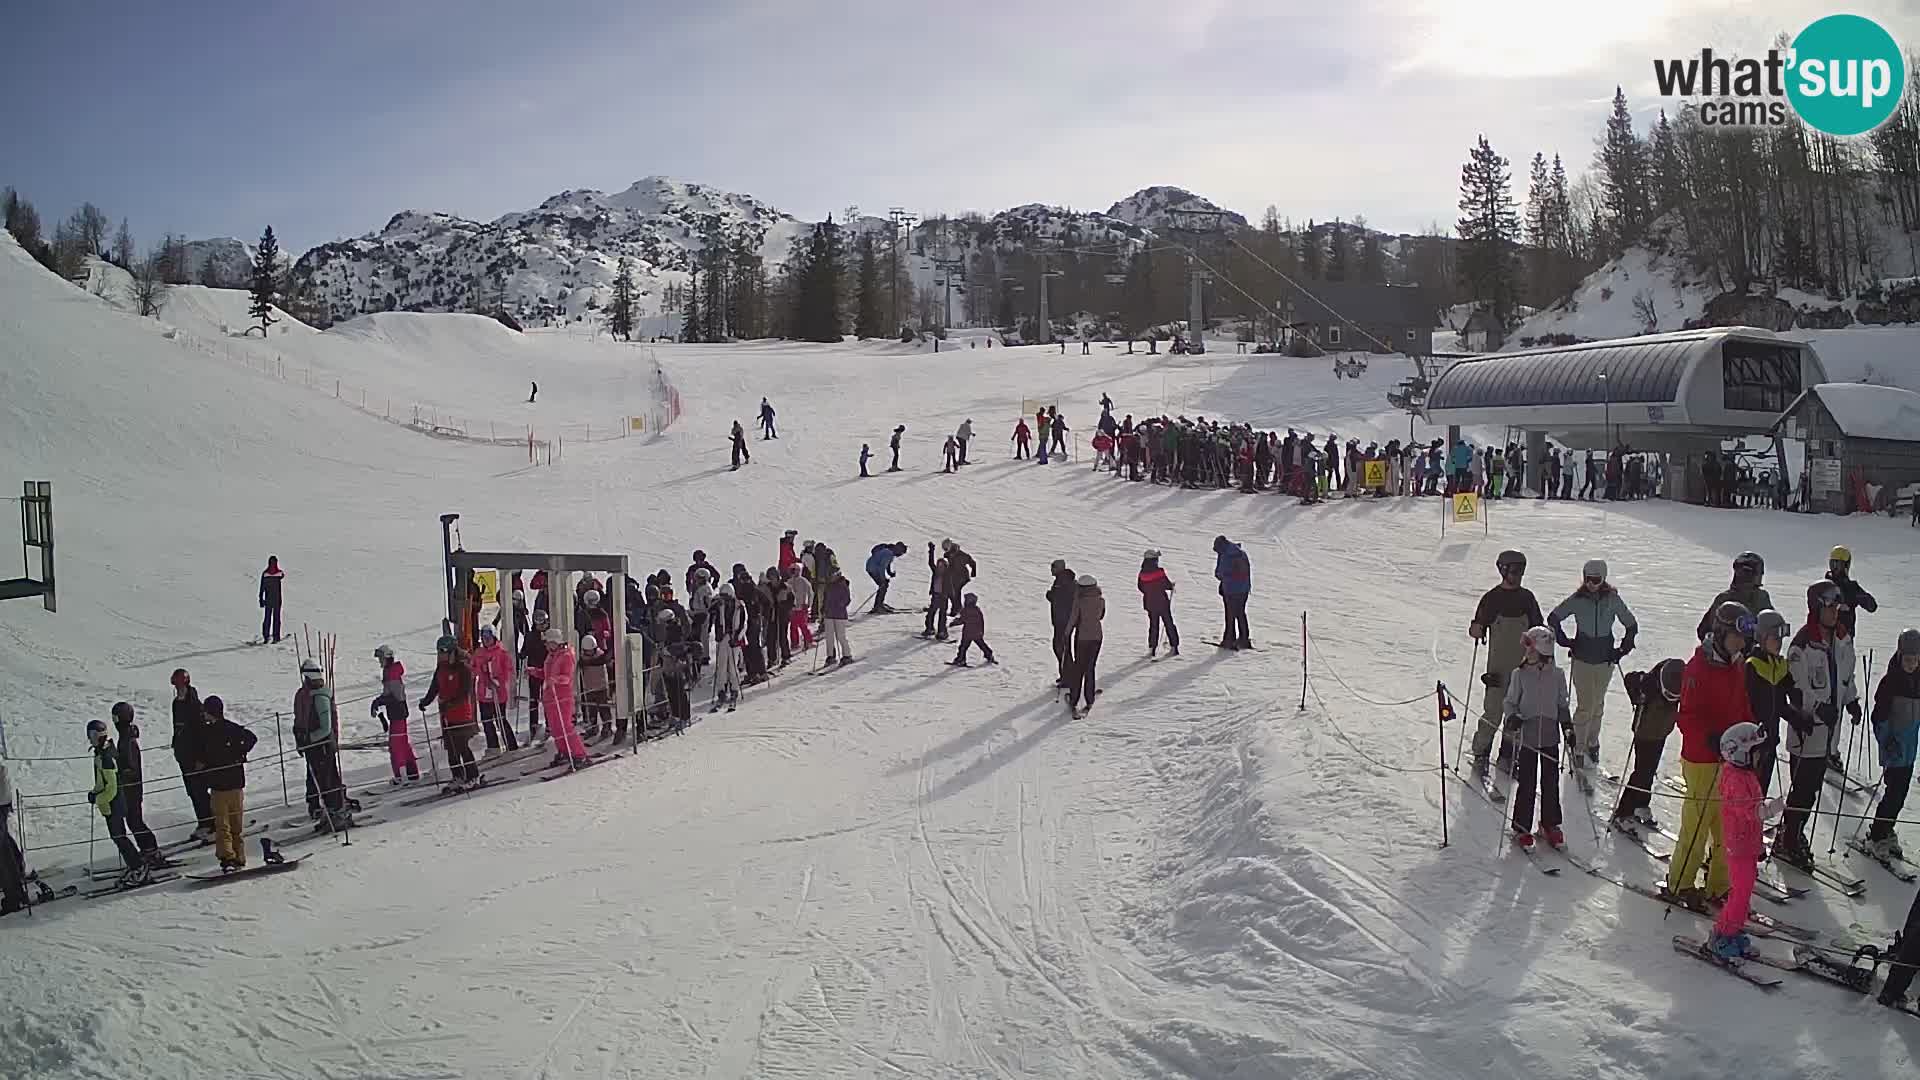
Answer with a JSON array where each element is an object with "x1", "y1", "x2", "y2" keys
[
  {"x1": 1657, "y1": 661, "x2": 1684, "y2": 702},
  {"x1": 1899, "y1": 628, "x2": 1920, "y2": 658},
  {"x1": 1496, "y1": 550, "x2": 1527, "y2": 575},
  {"x1": 1732, "y1": 551, "x2": 1764, "y2": 583},
  {"x1": 1708, "y1": 600, "x2": 1755, "y2": 661},
  {"x1": 1807, "y1": 579, "x2": 1842, "y2": 614}
]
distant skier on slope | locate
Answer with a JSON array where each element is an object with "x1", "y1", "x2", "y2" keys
[
  {"x1": 889, "y1": 425, "x2": 905, "y2": 471},
  {"x1": 1212, "y1": 535, "x2": 1251, "y2": 651},
  {"x1": 760, "y1": 397, "x2": 778, "y2": 440},
  {"x1": 949, "y1": 594, "x2": 997, "y2": 667},
  {"x1": 1137, "y1": 549, "x2": 1179, "y2": 658},
  {"x1": 1065, "y1": 575, "x2": 1105, "y2": 717},
  {"x1": 1013, "y1": 418, "x2": 1032, "y2": 460},
  {"x1": 258, "y1": 555, "x2": 284, "y2": 645},
  {"x1": 528, "y1": 381, "x2": 538, "y2": 403},
  {"x1": 955, "y1": 419, "x2": 974, "y2": 465},
  {"x1": 730, "y1": 421, "x2": 751, "y2": 470},
  {"x1": 921, "y1": 544, "x2": 950, "y2": 642},
  {"x1": 940, "y1": 539, "x2": 976, "y2": 618},
  {"x1": 867, "y1": 542, "x2": 907, "y2": 614},
  {"x1": 1047, "y1": 559, "x2": 1078, "y2": 686}
]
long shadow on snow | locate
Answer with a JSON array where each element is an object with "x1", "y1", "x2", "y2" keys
[
  {"x1": 883, "y1": 688, "x2": 1063, "y2": 779},
  {"x1": 919, "y1": 709, "x2": 1075, "y2": 805}
]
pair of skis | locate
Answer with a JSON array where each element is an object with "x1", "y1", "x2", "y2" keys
[{"x1": 397, "y1": 774, "x2": 519, "y2": 808}]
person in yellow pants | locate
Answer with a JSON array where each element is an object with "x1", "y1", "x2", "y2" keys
[{"x1": 1665, "y1": 601, "x2": 1755, "y2": 901}]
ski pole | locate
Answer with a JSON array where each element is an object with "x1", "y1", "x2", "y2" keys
[
  {"x1": 1831, "y1": 698, "x2": 1863, "y2": 855},
  {"x1": 1452, "y1": 637, "x2": 1482, "y2": 775},
  {"x1": 1666, "y1": 763, "x2": 1723, "y2": 907}
]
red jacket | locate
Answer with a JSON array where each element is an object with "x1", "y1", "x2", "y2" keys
[
  {"x1": 1675, "y1": 646, "x2": 1752, "y2": 763},
  {"x1": 428, "y1": 661, "x2": 475, "y2": 726}
]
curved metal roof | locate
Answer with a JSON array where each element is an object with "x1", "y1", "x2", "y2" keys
[{"x1": 1425, "y1": 330, "x2": 1724, "y2": 411}]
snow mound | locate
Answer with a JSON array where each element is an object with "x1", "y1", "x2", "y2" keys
[{"x1": 1808, "y1": 382, "x2": 1920, "y2": 440}]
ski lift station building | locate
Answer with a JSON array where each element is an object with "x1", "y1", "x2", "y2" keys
[{"x1": 1421, "y1": 327, "x2": 1829, "y2": 502}]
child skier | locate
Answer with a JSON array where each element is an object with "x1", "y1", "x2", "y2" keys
[
  {"x1": 1501, "y1": 626, "x2": 1572, "y2": 849},
  {"x1": 950, "y1": 594, "x2": 997, "y2": 667},
  {"x1": 711, "y1": 583, "x2": 746, "y2": 711},
  {"x1": 370, "y1": 645, "x2": 420, "y2": 784},
  {"x1": 1013, "y1": 418, "x2": 1032, "y2": 459},
  {"x1": 785, "y1": 565, "x2": 815, "y2": 651},
  {"x1": 538, "y1": 628, "x2": 591, "y2": 766},
  {"x1": 474, "y1": 626, "x2": 519, "y2": 753},
  {"x1": 1612, "y1": 658, "x2": 1683, "y2": 830},
  {"x1": 1743, "y1": 609, "x2": 1800, "y2": 795},
  {"x1": 1864, "y1": 628, "x2": 1920, "y2": 859},
  {"x1": 198, "y1": 696, "x2": 258, "y2": 873},
  {"x1": 859, "y1": 443, "x2": 872, "y2": 477},
  {"x1": 578, "y1": 633, "x2": 614, "y2": 742},
  {"x1": 1705, "y1": 722, "x2": 1782, "y2": 959},
  {"x1": 943, "y1": 435, "x2": 959, "y2": 473}
]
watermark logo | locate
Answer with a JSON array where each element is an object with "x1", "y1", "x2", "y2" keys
[{"x1": 1652, "y1": 14, "x2": 1906, "y2": 136}]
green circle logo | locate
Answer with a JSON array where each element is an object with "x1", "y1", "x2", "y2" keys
[{"x1": 1787, "y1": 15, "x2": 1906, "y2": 136}]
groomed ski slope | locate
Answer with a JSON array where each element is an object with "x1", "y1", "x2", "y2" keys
[{"x1": 4, "y1": 232, "x2": 1920, "y2": 1079}]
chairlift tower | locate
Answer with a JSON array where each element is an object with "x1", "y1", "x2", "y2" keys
[{"x1": 1165, "y1": 209, "x2": 1227, "y2": 354}]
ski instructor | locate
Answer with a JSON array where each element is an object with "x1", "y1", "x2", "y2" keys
[{"x1": 1467, "y1": 550, "x2": 1544, "y2": 781}]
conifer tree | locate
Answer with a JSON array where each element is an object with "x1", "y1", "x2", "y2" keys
[
  {"x1": 682, "y1": 266, "x2": 702, "y2": 343},
  {"x1": 1299, "y1": 224, "x2": 1323, "y2": 280},
  {"x1": 608, "y1": 256, "x2": 636, "y2": 340},
  {"x1": 1596, "y1": 87, "x2": 1651, "y2": 254},
  {"x1": 855, "y1": 234, "x2": 883, "y2": 338},
  {"x1": 1456, "y1": 136, "x2": 1521, "y2": 346},
  {"x1": 248, "y1": 226, "x2": 279, "y2": 336},
  {"x1": 1326, "y1": 220, "x2": 1349, "y2": 282}
]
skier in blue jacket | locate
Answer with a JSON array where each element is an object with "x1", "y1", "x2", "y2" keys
[
  {"x1": 1449, "y1": 441, "x2": 1473, "y2": 494},
  {"x1": 1213, "y1": 535, "x2": 1251, "y2": 650},
  {"x1": 866, "y1": 542, "x2": 908, "y2": 614}
]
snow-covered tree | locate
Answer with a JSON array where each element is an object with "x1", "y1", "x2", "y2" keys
[{"x1": 607, "y1": 256, "x2": 636, "y2": 340}]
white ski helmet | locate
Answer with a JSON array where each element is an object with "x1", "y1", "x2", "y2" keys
[
  {"x1": 1520, "y1": 626, "x2": 1554, "y2": 662},
  {"x1": 581, "y1": 634, "x2": 599, "y2": 652},
  {"x1": 718, "y1": 582, "x2": 735, "y2": 598},
  {"x1": 585, "y1": 589, "x2": 601, "y2": 608},
  {"x1": 1720, "y1": 722, "x2": 1766, "y2": 767},
  {"x1": 373, "y1": 644, "x2": 394, "y2": 661},
  {"x1": 1076, "y1": 574, "x2": 1097, "y2": 587},
  {"x1": 543, "y1": 627, "x2": 564, "y2": 645},
  {"x1": 300, "y1": 658, "x2": 323, "y2": 679}
]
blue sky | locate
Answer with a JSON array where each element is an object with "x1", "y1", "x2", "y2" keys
[{"x1": 3, "y1": 0, "x2": 1906, "y2": 256}]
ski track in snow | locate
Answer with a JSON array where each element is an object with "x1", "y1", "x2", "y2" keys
[{"x1": 3, "y1": 231, "x2": 1920, "y2": 1077}]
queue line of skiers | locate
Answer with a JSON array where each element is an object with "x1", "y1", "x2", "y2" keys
[{"x1": 1464, "y1": 541, "x2": 1920, "y2": 1003}]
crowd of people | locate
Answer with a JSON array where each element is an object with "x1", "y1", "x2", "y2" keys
[{"x1": 1464, "y1": 540, "x2": 1920, "y2": 1005}]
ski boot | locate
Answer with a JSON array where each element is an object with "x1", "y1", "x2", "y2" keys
[
  {"x1": 1167, "y1": 646, "x2": 1179, "y2": 657},
  {"x1": 1512, "y1": 828, "x2": 1535, "y2": 850},
  {"x1": 1707, "y1": 931, "x2": 1756, "y2": 961},
  {"x1": 1543, "y1": 825, "x2": 1566, "y2": 850},
  {"x1": 1148, "y1": 646, "x2": 1157, "y2": 659},
  {"x1": 838, "y1": 656, "x2": 854, "y2": 667},
  {"x1": 570, "y1": 756, "x2": 595, "y2": 770},
  {"x1": 1772, "y1": 833, "x2": 1815, "y2": 872},
  {"x1": 219, "y1": 859, "x2": 240, "y2": 874},
  {"x1": 1868, "y1": 834, "x2": 1897, "y2": 861},
  {"x1": 118, "y1": 862, "x2": 154, "y2": 890},
  {"x1": 1630, "y1": 806, "x2": 1660, "y2": 832},
  {"x1": 949, "y1": 657, "x2": 969, "y2": 668},
  {"x1": 1470, "y1": 754, "x2": 1491, "y2": 783},
  {"x1": 983, "y1": 656, "x2": 998, "y2": 666},
  {"x1": 261, "y1": 838, "x2": 284, "y2": 865}
]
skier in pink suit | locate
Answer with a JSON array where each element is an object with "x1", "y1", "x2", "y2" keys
[
  {"x1": 1708, "y1": 722, "x2": 1782, "y2": 959},
  {"x1": 472, "y1": 627, "x2": 518, "y2": 753},
  {"x1": 538, "y1": 628, "x2": 590, "y2": 767},
  {"x1": 371, "y1": 645, "x2": 420, "y2": 784}
]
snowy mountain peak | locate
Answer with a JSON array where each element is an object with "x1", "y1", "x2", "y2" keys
[{"x1": 1105, "y1": 186, "x2": 1249, "y2": 231}]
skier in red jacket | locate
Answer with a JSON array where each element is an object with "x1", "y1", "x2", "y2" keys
[{"x1": 1664, "y1": 601, "x2": 1756, "y2": 905}]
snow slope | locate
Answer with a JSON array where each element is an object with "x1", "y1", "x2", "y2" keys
[{"x1": 3, "y1": 232, "x2": 1918, "y2": 1080}]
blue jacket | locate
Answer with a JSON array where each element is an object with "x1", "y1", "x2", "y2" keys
[
  {"x1": 1449, "y1": 443, "x2": 1472, "y2": 471},
  {"x1": 1214, "y1": 544, "x2": 1251, "y2": 597},
  {"x1": 1871, "y1": 664, "x2": 1920, "y2": 770},
  {"x1": 866, "y1": 545, "x2": 897, "y2": 579}
]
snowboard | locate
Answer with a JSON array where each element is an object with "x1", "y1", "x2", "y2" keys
[{"x1": 186, "y1": 856, "x2": 306, "y2": 883}]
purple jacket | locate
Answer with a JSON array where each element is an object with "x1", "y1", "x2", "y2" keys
[{"x1": 824, "y1": 577, "x2": 852, "y2": 620}]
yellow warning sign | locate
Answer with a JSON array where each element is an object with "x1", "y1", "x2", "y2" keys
[
  {"x1": 1363, "y1": 460, "x2": 1387, "y2": 489},
  {"x1": 1452, "y1": 493, "x2": 1480, "y2": 523},
  {"x1": 475, "y1": 570, "x2": 499, "y2": 605}
]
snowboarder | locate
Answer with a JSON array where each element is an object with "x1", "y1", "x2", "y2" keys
[
  {"x1": 859, "y1": 443, "x2": 871, "y2": 477},
  {"x1": 198, "y1": 696, "x2": 258, "y2": 872},
  {"x1": 1137, "y1": 550, "x2": 1180, "y2": 657},
  {"x1": 1665, "y1": 601, "x2": 1754, "y2": 904},
  {"x1": 538, "y1": 628, "x2": 590, "y2": 766},
  {"x1": 1047, "y1": 559, "x2": 1078, "y2": 686},
  {"x1": 1502, "y1": 626, "x2": 1571, "y2": 850},
  {"x1": 1705, "y1": 722, "x2": 1781, "y2": 959},
  {"x1": 1612, "y1": 658, "x2": 1683, "y2": 828},
  {"x1": 1066, "y1": 574, "x2": 1105, "y2": 715},
  {"x1": 170, "y1": 669, "x2": 214, "y2": 840},
  {"x1": 1862, "y1": 628, "x2": 1920, "y2": 859},
  {"x1": 1546, "y1": 559, "x2": 1638, "y2": 768},
  {"x1": 1212, "y1": 535, "x2": 1251, "y2": 651},
  {"x1": 950, "y1": 594, "x2": 997, "y2": 666},
  {"x1": 1775, "y1": 581, "x2": 1858, "y2": 870},
  {"x1": 420, "y1": 635, "x2": 481, "y2": 788},
  {"x1": 1696, "y1": 551, "x2": 1773, "y2": 640},
  {"x1": 108, "y1": 702, "x2": 161, "y2": 867},
  {"x1": 822, "y1": 572, "x2": 854, "y2": 666},
  {"x1": 867, "y1": 541, "x2": 907, "y2": 613},
  {"x1": 943, "y1": 435, "x2": 959, "y2": 473},
  {"x1": 956, "y1": 419, "x2": 974, "y2": 465},
  {"x1": 87, "y1": 718, "x2": 152, "y2": 887},
  {"x1": 258, "y1": 555, "x2": 284, "y2": 644},
  {"x1": 1467, "y1": 551, "x2": 1544, "y2": 777},
  {"x1": 473, "y1": 627, "x2": 519, "y2": 753},
  {"x1": 730, "y1": 420, "x2": 751, "y2": 470},
  {"x1": 371, "y1": 645, "x2": 421, "y2": 783},
  {"x1": 760, "y1": 397, "x2": 778, "y2": 439},
  {"x1": 889, "y1": 425, "x2": 905, "y2": 472},
  {"x1": 1744, "y1": 609, "x2": 1799, "y2": 795},
  {"x1": 1013, "y1": 419, "x2": 1032, "y2": 460},
  {"x1": 1826, "y1": 546, "x2": 1878, "y2": 636},
  {"x1": 293, "y1": 658, "x2": 351, "y2": 829},
  {"x1": 711, "y1": 583, "x2": 746, "y2": 709}
]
